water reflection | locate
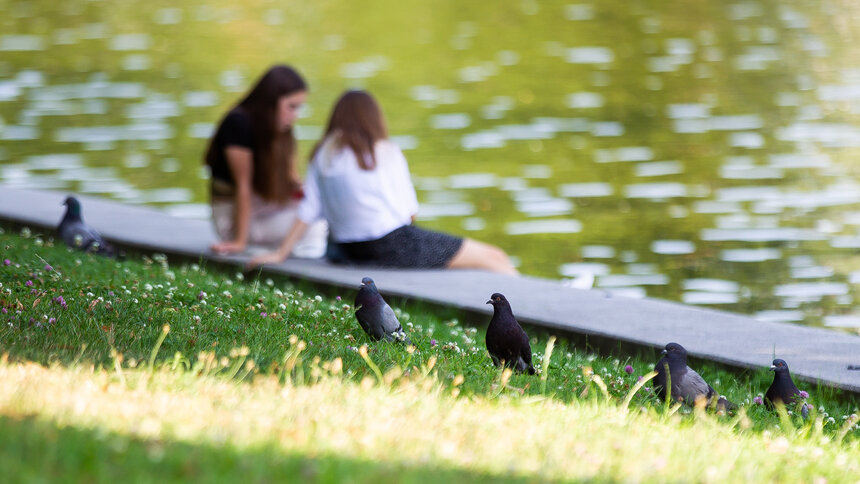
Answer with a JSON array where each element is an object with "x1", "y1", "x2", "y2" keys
[{"x1": 2, "y1": 0, "x2": 860, "y2": 329}]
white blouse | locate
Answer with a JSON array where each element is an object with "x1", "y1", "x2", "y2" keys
[{"x1": 297, "y1": 137, "x2": 420, "y2": 243}]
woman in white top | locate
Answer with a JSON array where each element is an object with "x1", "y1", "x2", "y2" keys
[{"x1": 248, "y1": 90, "x2": 517, "y2": 275}]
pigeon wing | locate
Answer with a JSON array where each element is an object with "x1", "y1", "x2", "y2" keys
[
  {"x1": 676, "y1": 367, "x2": 712, "y2": 403},
  {"x1": 517, "y1": 327, "x2": 534, "y2": 372},
  {"x1": 61, "y1": 221, "x2": 97, "y2": 248},
  {"x1": 380, "y1": 303, "x2": 402, "y2": 334}
]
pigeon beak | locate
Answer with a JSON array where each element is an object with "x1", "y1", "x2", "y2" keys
[
  {"x1": 486, "y1": 300, "x2": 492, "y2": 305},
  {"x1": 769, "y1": 365, "x2": 776, "y2": 371},
  {"x1": 660, "y1": 349, "x2": 667, "y2": 356}
]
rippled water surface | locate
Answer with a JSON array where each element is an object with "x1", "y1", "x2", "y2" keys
[{"x1": 2, "y1": 0, "x2": 860, "y2": 329}]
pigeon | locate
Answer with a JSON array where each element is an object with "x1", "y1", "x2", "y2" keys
[
  {"x1": 653, "y1": 342, "x2": 735, "y2": 412},
  {"x1": 354, "y1": 277, "x2": 409, "y2": 343},
  {"x1": 485, "y1": 293, "x2": 535, "y2": 375},
  {"x1": 57, "y1": 196, "x2": 115, "y2": 256},
  {"x1": 765, "y1": 359, "x2": 803, "y2": 410}
]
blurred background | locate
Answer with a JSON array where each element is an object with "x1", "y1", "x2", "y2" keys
[{"x1": 2, "y1": 0, "x2": 860, "y2": 329}]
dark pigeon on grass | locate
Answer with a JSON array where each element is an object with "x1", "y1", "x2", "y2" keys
[
  {"x1": 485, "y1": 293, "x2": 535, "y2": 375},
  {"x1": 765, "y1": 359, "x2": 804, "y2": 410},
  {"x1": 57, "y1": 196, "x2": 115, "y2": 256},
  {"x1": 354, "y1": 277, "x2": 410, "y2": 343},
  {"x1": 653, "y1": 342, "x2": 735, "y2": 413}
]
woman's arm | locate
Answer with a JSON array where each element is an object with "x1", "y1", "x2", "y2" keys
[
  {"x1": 247, "y1": 159, "x2": 324, "y2": 268},
  {"x1": 246, "y1": 219, "x2": 309, "y2": 269},
  {"x1": 211, "y1": 146, "x2": 253, "y2": 254}
]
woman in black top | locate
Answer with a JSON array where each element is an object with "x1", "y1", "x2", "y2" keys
[{"x1": 205, "y1": 64, "x2": 327, "y2": 256}]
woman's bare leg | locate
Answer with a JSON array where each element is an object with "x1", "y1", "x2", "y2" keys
[{"x1": 446, "y1": 238, "x2": 518, "y2": 275}]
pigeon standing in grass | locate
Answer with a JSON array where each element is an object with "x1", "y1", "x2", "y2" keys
[
  {"x1": 354, "y1": 277, "x2": 409, "y2": 343},
  {"x1": 485, "y1": 293, "x2": 535, "y2": 375},
  {"x1": 765, "y1": 359, "x2": 804, "y2": 409},
  {"x1": 653, "y1": 342, "x2": 735, "y2": 412},
  {"x1": 57, "y1": 196, "x2": 115, "y2": 256}
]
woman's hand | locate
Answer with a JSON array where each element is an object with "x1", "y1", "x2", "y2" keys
[
  {"x1": 246, "y1": 251, "x2": 286, "y2": 270},
  {"x1": 210, "y1": 240, "x2": 247, "y2": 255}
]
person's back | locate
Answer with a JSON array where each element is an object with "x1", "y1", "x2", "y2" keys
[{"x1": 303, "y1": 137, "x2": 417, "y2": 243}]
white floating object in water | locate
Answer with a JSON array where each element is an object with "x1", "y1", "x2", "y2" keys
[
  {"x1": 720, "y1": 248, "x2": 782, "y2": 262},
  {"x1": 651, "y1": 240, "x2": 695, "y2": 255},
  {"x1": 566, "y1": 47, "x2": 615, "y2": 64},
  {"x1": 431, "y1": 113, "x2": 471, "y2": 130},
  {"x1": 505, "y1": 219, "x2": 582, "y2": 235}
]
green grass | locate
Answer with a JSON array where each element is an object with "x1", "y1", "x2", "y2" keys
[{"x1": 1, "y1": 226, "x2": 860, "y2": 482}]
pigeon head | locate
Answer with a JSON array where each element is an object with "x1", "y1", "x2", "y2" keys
[
  {"x1": 770, "y1": 358, "x2": 790, "y2": 373},
  {"x1": 359, "y1": 277, "x2": 378, "y2": 293},
  {"x1": 661, "y1": 342, "x2": 688, "y2": 361},
  {"x1": 486, "y1": 293, "x2": 508, "y2": 306},
  {"x1": 63, "y1": 196, "x2": 82, "y2": 216}
]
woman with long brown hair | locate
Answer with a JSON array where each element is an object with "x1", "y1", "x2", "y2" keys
[
  {"x1": 206, "y1": 64, "x2": 326, "y2": 257},
  {"x1": 249, "y1": 90, "x2": 517, "y2": 274}
]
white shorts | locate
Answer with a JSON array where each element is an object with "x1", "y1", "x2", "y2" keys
[{"x1": 212, "y1": 193, "x2": 328, "y2": 259}]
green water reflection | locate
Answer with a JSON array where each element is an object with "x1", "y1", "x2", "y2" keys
[{"x1": 2, "y1": 0, "x2": 860, "y2": 329}]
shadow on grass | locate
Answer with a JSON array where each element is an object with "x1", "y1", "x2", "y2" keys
[{"x1": 0, "y1": 415, "x2": 565, "y2": 484}]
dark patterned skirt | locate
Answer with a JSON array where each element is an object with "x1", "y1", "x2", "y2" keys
[{"x1": 331, "y1": 225, "x2": 464, "y2": 269}]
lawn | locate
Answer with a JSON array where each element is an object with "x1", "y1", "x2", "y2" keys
[{"x1": 1, "y1": 226, "x2": 859, "y2": 483}]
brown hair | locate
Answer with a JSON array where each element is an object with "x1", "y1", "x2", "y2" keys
[
  {"x1": 312, "y1": 90, "x2": 388, "y2": 170},
  {"x1": 205, "y1": 64, "x2": 306, "y2": 202}
]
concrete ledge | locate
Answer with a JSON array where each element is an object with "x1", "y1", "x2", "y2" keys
[{"x1": 2, "y1": 185, "x2": 860, "y2": 393}]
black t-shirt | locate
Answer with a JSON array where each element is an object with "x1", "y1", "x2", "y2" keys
[{"x1": 208, "y1": 109, "x2": 254, "y2": 185}]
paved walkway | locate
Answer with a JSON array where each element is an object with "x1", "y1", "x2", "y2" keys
[{"x1": 2, "y1": 185, "x2": 860, "y2": 393}]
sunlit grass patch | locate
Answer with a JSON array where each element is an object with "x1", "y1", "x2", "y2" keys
[{"x1": 2, "y1": 351, "x2": 859, "y2": 483}]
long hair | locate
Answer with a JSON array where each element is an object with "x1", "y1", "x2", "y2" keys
[
  {"x1": 312, "y1": 90, "x2": 388, "y2": 170},
  {"x1": 205, "y1": 64, "x2": 307, "y2": 202}
]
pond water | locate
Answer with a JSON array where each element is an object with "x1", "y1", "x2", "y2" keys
[{"x1": 2, "y1": 0, "x2": 860, "y2": 330}]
